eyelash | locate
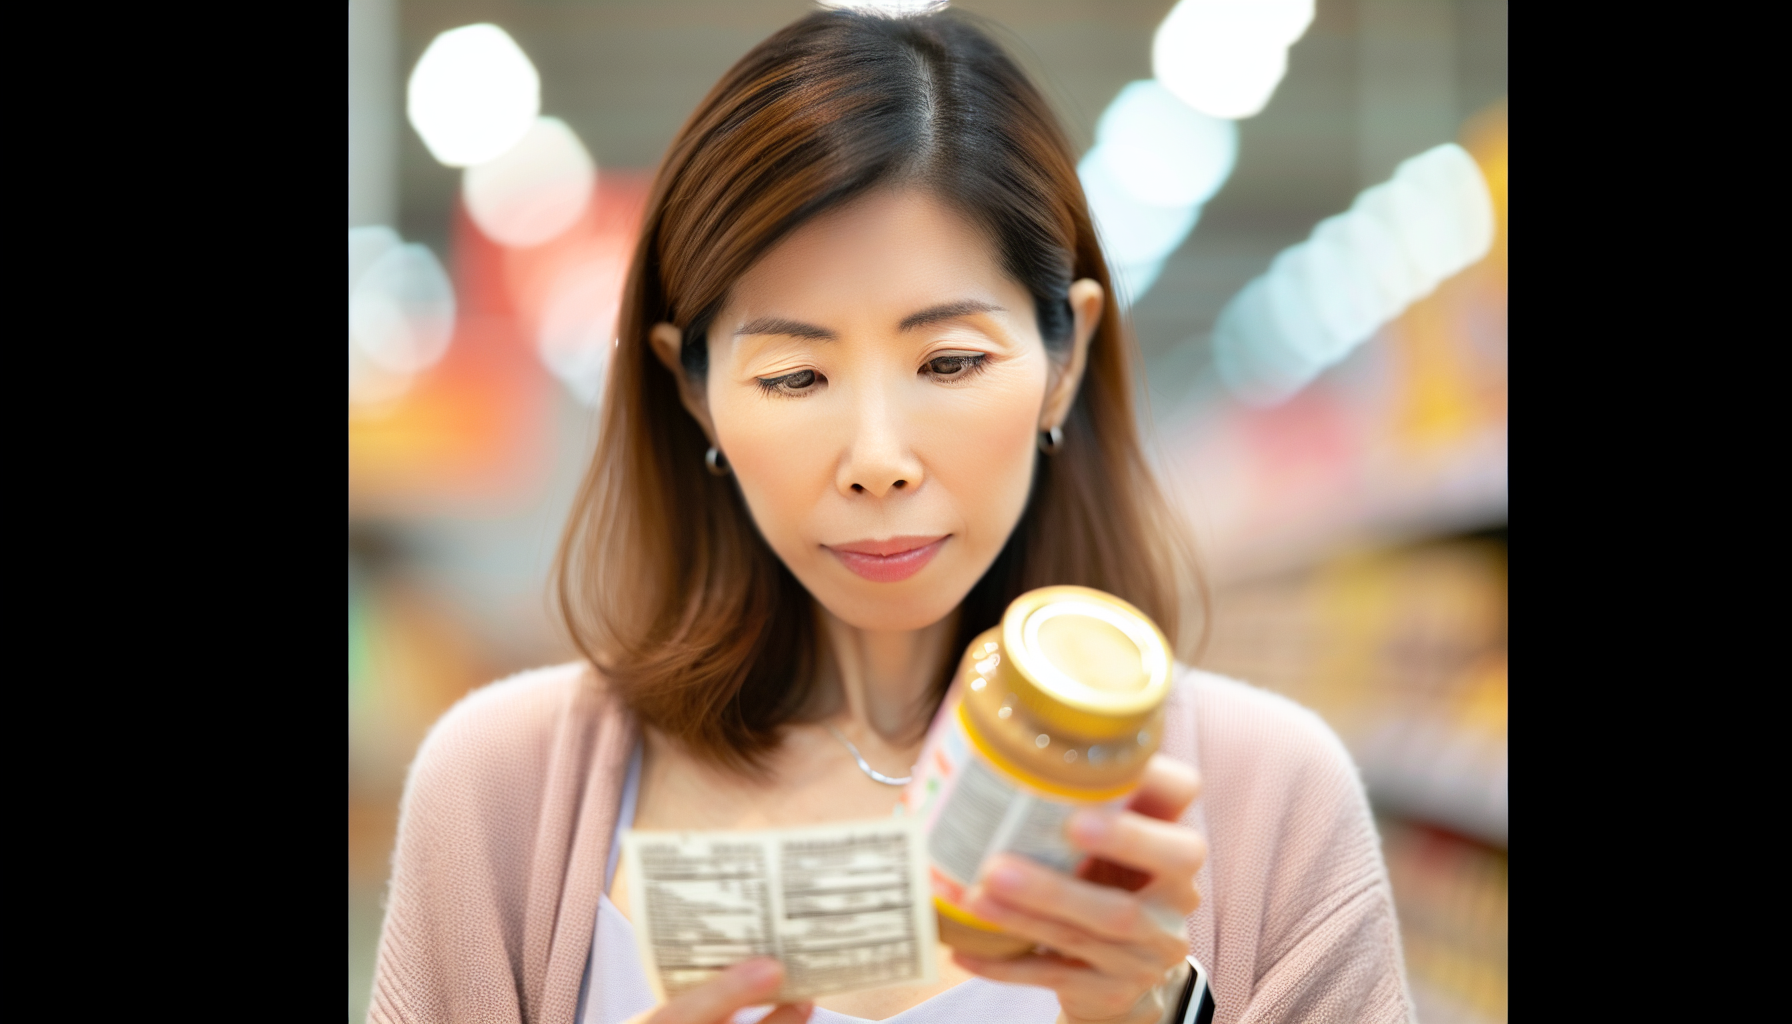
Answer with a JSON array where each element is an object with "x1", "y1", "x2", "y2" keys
[
  {"x1": 923, "y1": 353, "x2": 988, "y2": 382},
  {"x1": 753, "y1": 354, "x2": 988, "y2": 397},
  {"x1": 755, "y1": 368, "x2": 820, "y2": 396}
]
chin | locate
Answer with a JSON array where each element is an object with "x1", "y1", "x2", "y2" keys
[{"x1": 810, "y1": 574, "x2": 973, "y2": 634}]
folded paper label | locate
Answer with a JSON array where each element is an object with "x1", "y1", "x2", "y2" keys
[{"x1": 620, "y1": 817, "x2": 939, "y2": 1002}]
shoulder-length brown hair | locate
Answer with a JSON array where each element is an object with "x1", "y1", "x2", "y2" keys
[{"x1": 556, "y1": 8, "x2": 1202, "y2": 771}]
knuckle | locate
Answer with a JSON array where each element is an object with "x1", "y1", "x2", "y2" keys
[
  {"x1": 1180, "y1": 839, "x2": 1209, "y2": 873},
  {"x1": 1089, "y1": 997, "x2": 1132, "y2": 1018},
  {"x1": 1045, "y1": 922, "x2": 1091, "y2": 955},
  {"x1": 1164, "y1": 880, "x2": 1202, "y2": 916},
  {"x1": 1104, "y1": 899, "x2": 1144, "y2": 936},
  {"x1": 1157, "y1": 932, "x2": 1191, "y2": 962}
]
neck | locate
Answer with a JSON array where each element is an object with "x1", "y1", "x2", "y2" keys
[{"x1": 816, "y1": 605, "x2": 956, "y2": 745}]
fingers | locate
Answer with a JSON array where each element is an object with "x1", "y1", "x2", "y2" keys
[
  {"x1": 966, "y1": 858, "x2": 1187, "y2": 970},
  {"x1": 1129, "y1": 756, "x2": 1201, "y2": 822},
  {"x1": 952, "y1": 950, "x2": 1084, "y2": 991},
  {"x1": 1067, "y1": 811, "x2": 1207, "y2": 914},
  {"x1": 978, "y1": 854, "x2": 1196, "y2": 945},
  {"x1": 964, "y1": 898, "x2": 1183, "y2": 986},
  {"x1": 756, "y1": 1004, "x2": 815, "y2": 1024},
  {"x1": 648, "y1": 958, "x2": 787, "y2": 1024}
]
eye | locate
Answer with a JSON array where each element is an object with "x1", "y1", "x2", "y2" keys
[
  {"x1": 755, "y1": 368, "x2": 821, "y2": 396},
  {"x1": 924, "y1": 353, "x2": 986, "y2": 380}
]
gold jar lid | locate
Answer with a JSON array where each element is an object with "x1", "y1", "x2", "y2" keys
[{"x1": 996, "y1": 586, "x2": 1171, "y2": 740}]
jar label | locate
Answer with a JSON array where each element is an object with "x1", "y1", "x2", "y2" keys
[{"x1": 904, "y1": 705, "x2": 1128, "y2": 910}]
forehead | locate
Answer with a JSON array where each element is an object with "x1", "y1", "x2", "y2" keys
[{"x1": 721, "y1": 188, "x2": 1022, "y2": 322}]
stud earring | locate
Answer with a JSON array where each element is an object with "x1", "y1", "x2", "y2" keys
[
  {"x1": 705, "y1": 446, "x2": 731, "y2": 476},
  {"x1": 1038, "y1": 425, "x2": 1064, "y2": 454}
]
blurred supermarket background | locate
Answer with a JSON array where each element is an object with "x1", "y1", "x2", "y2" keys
[{"x1": 347, "y1": 1, "x2": 1506, "y2": 1021}]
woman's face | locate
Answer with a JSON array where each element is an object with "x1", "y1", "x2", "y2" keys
[{"x1": 654, "y1": 189, "x2": 1100, "y2": 633}]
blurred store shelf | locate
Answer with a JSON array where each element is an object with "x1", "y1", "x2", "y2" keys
[
  {"x1": 1199, "y1": 532, "x2": 1508, "y2": 1022},
  {"x1": 1381, "y1": 816, "x2": 1508, "y2": 1024},
  {"x1": 1153, "y1": 101, "x2": 1507, "y2": 591},
  {"x1": 1199, "y1": 533, "x2": 1507, "y2": 842}
]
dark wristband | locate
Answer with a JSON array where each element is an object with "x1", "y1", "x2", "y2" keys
[{"x1": 1163, "y1": 955, "x2": 1216, "y2": 1024}]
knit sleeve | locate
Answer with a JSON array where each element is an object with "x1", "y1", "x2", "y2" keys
[
  {"x1": 367, "y1": 665, "x2": 591, "y2": 1024},
  {"x1": 1189, "y1": 673, "x2": 1415, "y2": 1024}
]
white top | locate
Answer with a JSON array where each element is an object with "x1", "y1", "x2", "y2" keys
[{"x1": 575, "y1": 744, "x2": 1061, "y2": 1024}]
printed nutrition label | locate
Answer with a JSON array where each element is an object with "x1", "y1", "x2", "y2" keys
[
  {"x1": 916, "y1": 709, "x2": 1122, "y2": 900},
  {"x1": 928, "y1": 754, "x2": 1083, "y2": 883},
  {"x1": 621, "y1": 819, "x2": 937, "y2": 1001}
]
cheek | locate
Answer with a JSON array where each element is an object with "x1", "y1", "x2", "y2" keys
[
  {"x1": 710, "y1": 390, "x2": 835, "y2": 545},
  {"x1": 912, "y1": 376, "x2": 1043, "y2": 543}
]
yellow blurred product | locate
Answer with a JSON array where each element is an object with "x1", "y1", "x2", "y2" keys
[{"x1": 902, "y1": 586, "x2": 1172, "y2": 958}]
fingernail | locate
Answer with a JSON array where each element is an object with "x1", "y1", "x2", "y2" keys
[
  {"x1": 985, "y1": 861, "x2": 1025, "y2": 892},
  {"x1": 742, "y1": 958, "x2": 781, "y2": 986},
  {"x1": 963, "y1": 887, "x2": 995, "y2": 915},
  {"x1": 1070, "y1": 810, "x2": 1112, "y2": 845}
]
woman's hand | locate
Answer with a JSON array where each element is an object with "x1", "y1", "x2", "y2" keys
[
  {"x1": 953, "y1": 756, "x2": 1206, "y2": 1024},
  {"x1": 624, "y1": 958, "x2": 813, "y2": 1024}
]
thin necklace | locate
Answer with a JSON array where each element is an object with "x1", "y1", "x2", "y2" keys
[{"x1": 825, "y1": 724, "x2": 912, "y2": 786}]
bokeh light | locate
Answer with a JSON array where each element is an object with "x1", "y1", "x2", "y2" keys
[
  {"x1": 1078, "y1": 149, "x2": 1200, "y2": 308},
  {"x1": 1082, "y1": 0, "x2": 1313, "y2": 310},
  {"x1": 349, "y1": 224, "x2": 401, "y2": 293},
  {"x1": 462, "y1": 116, "x2": 596, "y2": 249},
  {"x1": 349, "y1": 339, "x2": 414, "y2": 410},
  {"x1": 1152, "y1": 0, "x2": 1316, "y2": 120},
  {"x1": 1213, "y1": 143, "x2": 1494, "y2": 406},
  {"x1": 536, "y1": 250, "x2": 626, "y2": 405},
  {"x1": 350, "y1": 226, "x2": 410, "y2": 409},
  {"x1": 349, "y1": 238, "x2": 457, "y2": 378},
  {"x1": 1092, "y1": 80, "x2": 1237, "y2": 209},
  {"x1": 406, "y1": 23, "x2": 541, "y2": 168}
]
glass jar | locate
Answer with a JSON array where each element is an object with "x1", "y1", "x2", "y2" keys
[{"x1": 902, "y1": 585, "x2": 1173, "y2": 959}]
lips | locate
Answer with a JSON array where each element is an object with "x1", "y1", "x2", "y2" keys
[{"x1": 825, "y1": 535, "x2": 949, "y2": 583}]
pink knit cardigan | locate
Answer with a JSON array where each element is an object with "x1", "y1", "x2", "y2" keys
[{"x1": 368, "y1": 663, "x2": 1414, "y2": 1024}]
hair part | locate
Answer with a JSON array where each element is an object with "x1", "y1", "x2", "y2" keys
[
  {"x1": 673, "y1": 12, "x2": 1075, "y2": 382},
  {"x1": 555, "y1": 8, "x2": 1204, "y2": 772}
]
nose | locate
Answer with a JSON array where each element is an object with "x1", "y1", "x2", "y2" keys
[{"x1": 835, "y1": 387, "x2": 924, "y2": 499}]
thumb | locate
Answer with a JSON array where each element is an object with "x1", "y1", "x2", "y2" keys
[{"x1": 639, "y1": 958, "x2": 789, "y2": 1024}]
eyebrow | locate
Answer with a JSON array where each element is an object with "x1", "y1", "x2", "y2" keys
[
  {"x1": 734, "y1": 316, "x2": 837, "y2": 340},
  {"x1": 733, "y1": 300, "x2": 1004, "y2": 340},
  {"x1": 899, "y1": 300, "x2": 1003, "y2": 332}
]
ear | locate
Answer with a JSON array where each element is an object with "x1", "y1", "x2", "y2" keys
[
  {"x1": 1040, "y1": 278, "x2": 1104, "y2": 433},
  {"x1": 650, "y1": 322, "x2": 718, "y2": 445}
]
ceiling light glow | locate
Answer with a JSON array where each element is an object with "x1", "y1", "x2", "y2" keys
[
  {"x1": 537, "y1": 251, "x2": 628, "y2": 405},
  {"x1": 463, "y1": 117, "x2": 596, "y2": 248},
  {"x1": 350, "y1": 226, "x2": 409, "y2": 409},
  {"x1": 1092, "y1": 81, "x2": 1238, "y2": 209},
  {"x1": 816, "y1": 1, "x2": 949, "y2": 15},
  {"x1": 349, "y1": 241, "x2": 457, "y2": 376},
  {"x1": 1152, "y1": 0, "x2": 1315, "y2": 120},
  {"x1": 1079, "y1": 150, "x2": 1202, "y2": 272},
  {"x1": 1212, "y1": 143, "x2": 1495, "y2": 406},
  {"x1": 407, "y1": 23, "x2": 540, "y2": 168}
]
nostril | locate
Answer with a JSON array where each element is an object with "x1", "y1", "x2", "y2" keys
[
  {"x1": 852, "y1": 483, "x2": 864, "y2": 493},
  {"x1": 892, "y1": 480, "x2": 907, "y2": 489}
]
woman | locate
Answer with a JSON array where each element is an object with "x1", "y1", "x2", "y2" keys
[{"x1": 369, "y1": 9, "x2": 1412, "y2": 1024}]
